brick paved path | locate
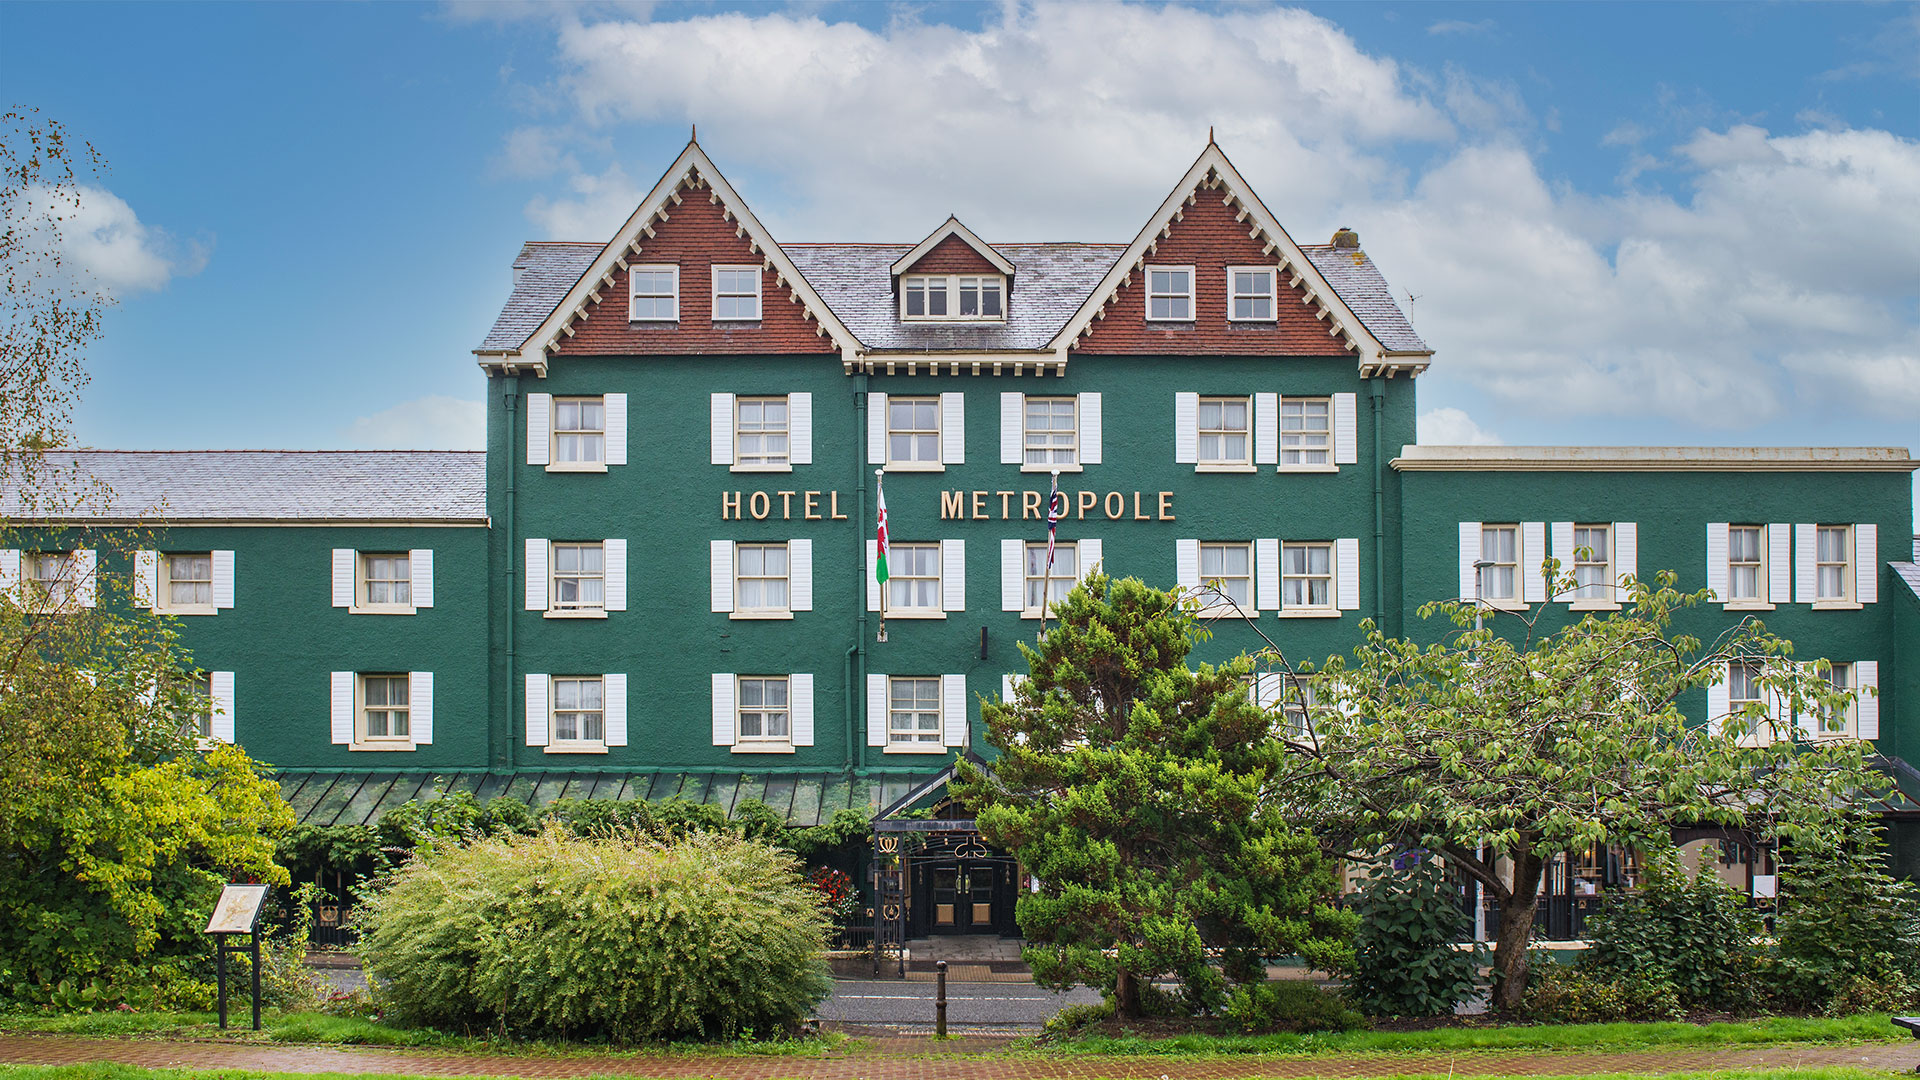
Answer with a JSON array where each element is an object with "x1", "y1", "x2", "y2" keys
[{"x1": 0, "y1": 1033, "x2": 1915, "y2": 1079}]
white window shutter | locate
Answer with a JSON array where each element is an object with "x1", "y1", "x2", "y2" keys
[
  {"x1": 1079, "y1": 538, "x2": 1102, "y2": 579},
  {"x1": 1332, "y1": 393, "x2": 1357, "y2": 465},
  {"x1": 331, "y1": 671, "x2": 354, "y2": 745},
  {"x1": 789, "y1": 392, "x2": 812, "y2": 465},
  {"x1": 410, "y1": 671, "x2": 433, "y2": 745},
  {"x1": 1000, "y1": 393, "x2": 1023, "y2": 464},
  {"x1": 332, "y1": 548, "x2": 355, "y2": 608},
  {"x1": 210, "y1": 671, "x2": 235, "y2": 743},
  {"x1": 1001, "y1": 538, "x2": 1024, "y2": 611},
  {"x1": 603, "y1": 673, "x2": 627, "y2": 746},
  {"x1": 710, "y1": 540, "x2": 734, "y2": 612},
  {"x1": 1855, "y1": 523, "x2": 1877, "y2": 603},
  {"x1": 1255, "y1": 673, "x2": 1282, "y2": 709},
  {"x1": 0, "y1": 550, "x2": 17, "y2": 594},
  {"x1": 1079, "y1": 392, "x2": 1102, "y2": 465},
  {"x1": 1253, "y1": 393, "x2": 1278, "y2": 465},
  {"x1": 134, "y1": 550, "x2": 157, "y2": 608},
  {"x1": 410, "y1": 549, "x2": 434, "y2": 608},
  {"x1": 525, "y1": 539, "x2": 548, "y2": 610},
  {"x1": 1856, "y1": 660, "x2": 1879, "y2": 740},
  {"x1": 1337, "y1": 537, "x2": 1361, "y2": 611},
  {"x1": 1614, "y1": 522, "x2": 1637, "y2": 590},
  {"x1": 1706, "y1": 668, "x2": 1730, "y2": 735},
  {"x1": 211, "y1": 549, "x2": 235, "y2": 609},
  {"x1": 1552, "y1": 522, "x2": 1576, "y2": 580},
  {"x1": 74, "y1": 549, "x2": 96, "y2": 607},
  {"x1": 1002, "y1": 673, "x2": 1020, "y2": 703},
  {"x1": 1768, "y1": 681, "x2": 1790, "y2": 740},
  {"x1": 1795, "y1": 523, "x2": 1817, "y2": 602},
  {"x1": 525, "y1": 673, "x2": 549, "y2": 746},
  {"x1": 1522, "y1": 522, "x2": 1547, "y2": 604},
  {"x1": 941, "y1": 392, "x2": 965, "y2": 464},
  {"x1": 1175, "y1": 538, "x2": 1199, "y2": 592},
  {"x1": 710, "y1": 392, "x2": 735, "y2": 465},
  {"x1": 1458, "y1": 522, "x2": 1482, "y2": 601},
  {"x1": 1797, "y1": 663, "x2": 1820, "y2": 740},
  {"x1": 1706, "y1": 523, "x2": 1729, "y2": 601},
  {"x1": 789, "y1": 538, "x2": 812, "y2": 611},
  {"x1": 791, "y1": 673, "x2": 814, "y2": 746},
  {"x1": 527, "y1": 393, "x2": 551, "y2": 466},
  {"x1": 1173, "y1": 392, "x2": 1198, "y2": 464},
  {"x1": 942, "y1": 674, "x2": 968, "y2": 747},
  {"x1": 604, "y1": 539, "x2": 628, "y2": 611},
  {"x1": 868, "y1": 392, "x2": 888, "y2": 464},
  {"x1": 1768, "y1": 524, "x2": 1791, "y2": 605},
  {"x1": 1255, "y1": 538, "x2": 1280, "y2": 611},
  {"x1": 604, "y1": 393, "x2": 628, "y2": 466},
  {"x1": 942, "y1": 539, "x2": 966, "y2": 612},
  {"x1": 867, "y1": 539, "x2": 881, "y2": 612},
  {"x1": 711, "y1": 673, "x2": 735, "y2": 746},
  {"x1": 867, "y1": 673, "x2": 888, "y2": 747}
]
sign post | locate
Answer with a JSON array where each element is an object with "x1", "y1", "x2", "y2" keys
[{"x1": 204, "y1": 883, "x2": 270, "y2": 1030}]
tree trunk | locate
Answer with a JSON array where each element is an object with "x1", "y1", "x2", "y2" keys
[
  {"x1": 1490, "y1": 850, "x2": 1545, "y2": 1013},
  {"x1": 1115, "y1": 966, "x2": 1141, "y2": 1017}
]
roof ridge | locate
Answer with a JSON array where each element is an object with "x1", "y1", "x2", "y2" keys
[{"x1": 48, "y1": 448, "x2": 485, "y2": 455}]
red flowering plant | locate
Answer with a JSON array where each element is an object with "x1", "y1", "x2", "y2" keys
[{"x1": 806, "y1": 867, "x2": 864, "y2": 927}]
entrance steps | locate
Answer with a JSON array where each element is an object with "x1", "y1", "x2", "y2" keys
[{"x1": 901, "y1": 936, "x2": 1030, "y2": 978}]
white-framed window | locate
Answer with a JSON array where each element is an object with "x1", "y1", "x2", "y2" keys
[
  {"x1": 1480, "y1": 526, "x2": 1519, "y2": 603},
  {"x1": 1816, "y1": 525, "x2": 1851, "y2": 602},
  {"x1": 1281, "y1": 676, "x2": 1315, "y2": 740},
  {"x1": 1817, "y1": 662, "x2": 1854, "y2": 739},
  {"x1": 550, "y1": 543, "x2": 605, "y2": 611},
  {"x1": 629, "y1": 264, "x2": 679, "y2": 321},
  {"x1": 1572, "y1": 524, "x2": 1612, "y2": 602},
  {"x1": 553, "y1": 397, "x2": 606, "y2": 464},
  {"x1": 1146, "y1": 265, "x2": 1194, "y2": 321},
  {"x1": 1728, "y1": 661, "x2": 1763, "y2": 718},
  {"x1": 1280, "y1": 398, "x2": 1331, "y2": 467},
  {"x1": 1197, "y1": 397, "x2": 1250, "y2": 466},
  {"x1": 711, "y1": 265, "x2": 762, "y2": 321},
  {"x1": 888, "y1": 543, "x2": 941, "y2": 614},
  {"x1": 1227, "y1": 267, "x2": 1276, "y2": 321},
  {"x1": 736, "y1": 396, "x2": 790, "y2": 468},
  {"x1": 163, "y1": 553, "x2": 213, "y2": 609},
  {"x1": 888, "y1": 396, "x2": 941, "y2": 465},
  {"x1": 1023, "y1": 396, "x2": 1077, "y2": 468},
  {"x1": 888, "y1": 676, "x2": 943, "y2": 746},
  {"x1": 737, "y1": 676, "x2": 790, "y2": 742},
  {"x1": 1281, "y1": 542, "x2": 1334, "y2": 611},
  {"x1": 361, "y1": 553, "x2": 412, "y2": 608},
  {"x1": 1024, "y1": 542, "x2": 1077, "y2": 615},
  {"x1": 1200, "y1": 542, "x2": 1252, "y2": 610},
  {"x1": 902, "y1": 275, "x2": 1005, "y2": 321},
  {"x1": 185, "y1": 671, "x2": 213, "y2": 741},
  {"x1": 360, "y1": 673, "x2": 411, "y2": 742},
  {"x1": 735, "y1": 543, "x2": 791, "y2": 614},
  {"x1": 1729, "y1": 525, "x2": 1764, "y2": 603},
  {"x1": 550, "y1": 675, "x2": 605, "y2": 747},
  {"x1": 26, "y1": 552, "x2": 74, "y2": 611}
]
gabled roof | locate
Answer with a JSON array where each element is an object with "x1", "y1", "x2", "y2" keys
[
  {"x1": 1301, "y1": 244, "x2": 1429, "y2": 354},
  {"x1": 479, "y1": 242, "x2": 600, "y2": 353},
  {"x1": 1046, "y1": 142, "x2": 1432, "y2": 375},
  {"x1": 473, "y1": 139, "x2": 860, "y2": 373},
  {"x1": 2, "y1": 450, "x2": 487, "y2": 523},
  {"x1": 888, "y1": 216, "x2": 1017, "y2": 279}
]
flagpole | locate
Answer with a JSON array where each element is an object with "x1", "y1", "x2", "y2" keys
[
  {"x1": 874, "y1": 469, "x2": 888, "y2": 643},
  {"x1": 1038, "y1": 470, "x2": 1061, "y2": 640}
]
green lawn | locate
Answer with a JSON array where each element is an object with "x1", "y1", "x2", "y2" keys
[
  {"x1": 1025, "y1": 1014, "x2": 1908, "y2": 1056},
  {"x1": 0, "y1": 1066, "x2": 1912, "y2": 1080}
]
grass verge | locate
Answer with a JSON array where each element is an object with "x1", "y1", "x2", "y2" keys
[
  {"x1": 1027, "y1": 1013, "x2": 1907, "y2": 1056},
  {"x1": 0, "y1": 1066, "x2": 1911, "y2": 1080}
]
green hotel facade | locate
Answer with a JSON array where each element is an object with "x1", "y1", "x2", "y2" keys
[{"x1": 17, "y1": 141, "x2": 1920, "y2": 935}]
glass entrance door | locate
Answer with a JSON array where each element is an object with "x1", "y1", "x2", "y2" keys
[{"x1": 925, "y1": 861, "x2": 1001, "y2": 935}]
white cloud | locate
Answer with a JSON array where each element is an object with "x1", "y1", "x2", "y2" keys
[
  {"x1": 346, "y1": 395, "x2": 485, "y2": 450},
  {"x1": 1418, "y1": 407, "x2": 1503, "y2": 446},
  {"x1": 21, "y1": 184, "x2": 206, "y2": 296}
]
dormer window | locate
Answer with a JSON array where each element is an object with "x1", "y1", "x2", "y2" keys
[{"x1": 902, "y1": 275, "x2": 1005, "y2": 321}]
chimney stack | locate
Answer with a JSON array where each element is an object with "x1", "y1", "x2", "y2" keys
[{"x1": 1332, "y1": 227, "x2": 1360, "y2": 249}]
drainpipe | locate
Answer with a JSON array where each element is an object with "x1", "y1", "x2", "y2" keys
[
  {"x1": 854, "y1": 371, "x2": 870, "y2": 773},
  {"x1": 1369, "y1": 376, "x2": 1386, "y2": 630},
  {"x1": 498, "y1": 375, "x2": 519, "y2": 772}
]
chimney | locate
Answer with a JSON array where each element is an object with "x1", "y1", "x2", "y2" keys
[{"x1": 1332, "y1": 227, "x2": 1360, "y2": 250}]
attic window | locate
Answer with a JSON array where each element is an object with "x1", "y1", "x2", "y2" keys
[
  {"x1": 629, "y1": 265, "x2": 679, "y2": 322},
  {"x1": 903, "y1": 275, "x2": 1004, "y2": 322}
]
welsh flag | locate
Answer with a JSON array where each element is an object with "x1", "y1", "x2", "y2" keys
[{"x1": 874, "y1": 479, "x2": 890, "y2": 588}]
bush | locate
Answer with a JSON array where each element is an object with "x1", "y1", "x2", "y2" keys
[
  {"x1": 1823, "y1": 973, "x2": 1919, "y2": 1016},
  {"x1": 1522, "y1": 963, "x2": 1684, "y2": 1023},
  {"x1": 1042, "y1": 1000, "x2": 1115, "y2": 1035},
  {"x1": 1344, "y1": 859, "x2": 1485, "y2": 1018},
  {"x1": 1223, "y1": 980, "x2": 1366, "y2": 1034},
  {"x1": 1773, "y1": 816, "x2": 1920, "y2": 1010},
  {"x1": 357, "y1": 828, "x2": 831, "y2": 1041},
  {"x1": 1581, "y1": 866, "x2": 1765, "y2": 1013}
]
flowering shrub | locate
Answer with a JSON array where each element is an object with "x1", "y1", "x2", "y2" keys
[{"x1": 807, "y1": 867, "x2": 863, "y2": 927}]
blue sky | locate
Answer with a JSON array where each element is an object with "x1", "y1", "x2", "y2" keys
[{"x1": 3, "y1": 0, "x2": 1915, "y2": 520}]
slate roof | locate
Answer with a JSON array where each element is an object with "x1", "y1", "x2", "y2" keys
[
  {"x1": 2, "y1": 450, "x2": 487, "y2": 522},
  {"x1": 787, "y1": 242, "x2": 1125, "y2": 352},
  {"x1": 478, "y1": 239, "x2": 1431, "y2": 356}
]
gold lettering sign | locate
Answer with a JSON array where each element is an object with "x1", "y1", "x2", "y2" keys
[{"x1": 721, "y1": 489, "x2": 1175, "y2": 522}]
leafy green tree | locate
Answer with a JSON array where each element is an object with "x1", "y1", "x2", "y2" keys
[
  {"x1": 1279, "y1": 568, "x2": 1882, "y2": 1013},
  {"x1": 1773, "y1": 814, "x2": 1920, "y2": 1009},
  {"x1": 952, "y1": 573, "x2": 1355, "y2": 1018}
]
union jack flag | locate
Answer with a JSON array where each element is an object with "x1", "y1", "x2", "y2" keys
[{"x1": 1043, "y1": 472, "x2": 1066, "y2": 571}]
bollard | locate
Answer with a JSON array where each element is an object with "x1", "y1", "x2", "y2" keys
[{"x1": 935, "y1": 960, "x2": 948, "y2": 1038}]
